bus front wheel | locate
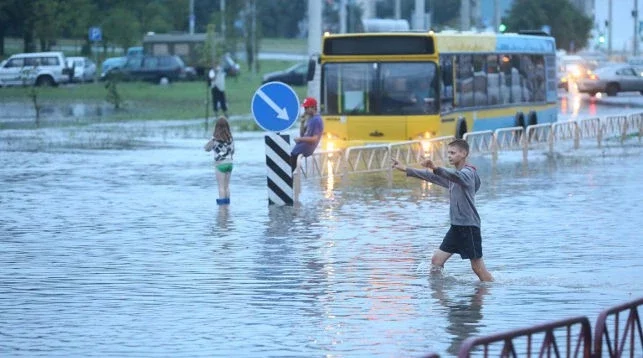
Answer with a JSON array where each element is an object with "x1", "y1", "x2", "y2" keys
[
  {"x1": 515, "y1": 112, "x2": 525, "y2": 128},
  {"x1": 528, "y1": 111, "x2": 538, "y2": 126},
  {"x1": 456, "y1": 117, "x2": 467, "y2": 139}
]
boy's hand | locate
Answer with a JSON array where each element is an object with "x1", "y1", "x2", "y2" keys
[
  {"x1": 420, "y1": 156, "x2": 436, "y2": 169},
  {"x1": 391, "y1": 158, "x2": 406, "y2": 172}
]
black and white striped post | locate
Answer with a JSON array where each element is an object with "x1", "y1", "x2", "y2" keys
[
  {"x1": 250, "y1": 81, "x2": 301, "y2": 206},
  {"x1": 265, "y1": 133, "x2": 294, "y2": 205}
]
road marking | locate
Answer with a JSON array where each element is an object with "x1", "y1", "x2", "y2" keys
[{"x1": 257, "y1": 89, "x2": 289, "y2": 120}]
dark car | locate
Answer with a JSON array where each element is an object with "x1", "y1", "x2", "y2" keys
[
  {"x1": 103, "y1": 55, "x2": 187, "y2": 84},
  {"x1": 262, "y1": 62, "x2": 308, "y2": 86}
]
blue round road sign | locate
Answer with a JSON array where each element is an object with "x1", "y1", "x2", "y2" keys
[{"x1": 251, "y1": 82, "x2": 300, "y2": 132}]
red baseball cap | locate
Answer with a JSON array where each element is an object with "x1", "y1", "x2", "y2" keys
[{"x1": 302, "y1": 97, "x2": 317, "y2": 108}]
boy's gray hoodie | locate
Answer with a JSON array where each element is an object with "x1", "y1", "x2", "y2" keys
[{"x1": 406, "y1": 165, "x2": 481, "y2": 227}]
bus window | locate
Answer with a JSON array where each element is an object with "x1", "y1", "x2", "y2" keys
[
  {"x1": 473, "y1": 55, "x2": 487, "y2": 106},
  {"x1": 322, "y1": 63, "x2": 376, "y2": 115},
  {"x1": 457, "y1": 55, "x2": 474, "y2": 107},
  {"x1": 379, "y1": 62, "x2": 438, "y2": 115},
  {"x1": 322, "y1": 62, "x2": 438, "y2": 116},
  {"x1": 487, "y1": 55, "x2": 501, "y2": 105},
  {"x1": 531, "y1": 55, "x2": 546, "y2": 102},
  {"x1": 440, "y1": 55, "x2": 454, "y2": 113},
  {"x1": 499, "y1": 55, "x2": 513, "y2": 103}
]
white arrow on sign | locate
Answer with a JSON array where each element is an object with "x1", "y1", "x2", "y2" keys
[{"x1": 257, "y1": 89, "x2": 289, "y2": 120}]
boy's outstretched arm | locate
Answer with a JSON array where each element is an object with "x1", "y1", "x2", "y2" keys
[
  {"x1": 392, "y1": 158, "x2": 449, "y2": 188},
  {"x1": 433, "y1": 166, "x2": 475, "y2": 187}
]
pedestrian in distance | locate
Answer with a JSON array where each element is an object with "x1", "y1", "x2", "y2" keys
[
  {"x1": 290, "y1": 97, "x2": 323, "y2": 173},
  {"x1": 205, "y1": 116, "x2": 234, "y2": 205},
  {"x1": 208, "y1": 62, "x2": 228, "y2": 118},
  {"x1": 391, "y1": 138, "x2": 494, "y2": 282}
]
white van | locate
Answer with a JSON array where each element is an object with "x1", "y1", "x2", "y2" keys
[{"x1": 0, "y1": 51, "x2": 71, "y2": 87}]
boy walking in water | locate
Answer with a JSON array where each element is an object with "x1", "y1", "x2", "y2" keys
[{"x1": 392, "y1": 139, "x2": 494, "y2": 282}]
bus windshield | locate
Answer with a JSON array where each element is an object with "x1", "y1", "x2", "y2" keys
[{"x1": 322, "y1": 62, "x2": 439, "y2": 116}]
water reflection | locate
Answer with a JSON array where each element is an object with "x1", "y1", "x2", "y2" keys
[{"x1": 431, "y1": 278, "x2": 489, "y2": 356}]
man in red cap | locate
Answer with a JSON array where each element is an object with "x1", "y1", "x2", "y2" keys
[{"x1": 291, "y1": 97, "x2": 323, "y2": 172}]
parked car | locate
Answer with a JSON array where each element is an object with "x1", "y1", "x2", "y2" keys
[
  {"x1": 577, "y1": 64, "x2": 643, "y2": 97},
  {"x1": 127, "y1": 46, "x2": 144, "y2": 57},
  {"x1": 100, "y1": 56, "x2": 126, "y2": 79},
  {"x1": 103, "y1": 54, "x2": 188, "y2": 84},
  {"x1": 221, "y1": 53, "x2": 241, "y2": 77},
  {"x1": 262, "y1": 62, "x2": 308, "y2": 86},
  {"x1": 0, "y1": 51, "x2": 71, "y2": 87},
  {"x1": 557, "y1": 55, "x2": 594, "y2": 91},
  {"x1": 66, "y1": 56, "x2": 97, "y2": 82}
]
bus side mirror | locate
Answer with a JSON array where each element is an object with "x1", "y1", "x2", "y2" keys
[{"x1": 306, "y1": 58, "x2": 316, "y2": 82}]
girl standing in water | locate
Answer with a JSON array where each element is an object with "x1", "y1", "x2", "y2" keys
[{"x1": 206, "y1": 116, "x2": 234, "y2": 205}]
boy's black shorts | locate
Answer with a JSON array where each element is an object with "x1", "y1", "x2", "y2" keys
[{"x1": 440, "y1": 225, "x2": 483, "y2": 259}]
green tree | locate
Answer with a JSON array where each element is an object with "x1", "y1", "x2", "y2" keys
[
  {"x1": 102, "y1": 7, "x2": 142, "y2": 51},
  {"x1": 140, "y1": 2, "x2": 172, "y2": 34},
  {"x1": 502, "y1": 0, "x2": 592, "y2": 52},
  {"x1": 33, "y1": 0, "x2": 63, "y2": 51}
]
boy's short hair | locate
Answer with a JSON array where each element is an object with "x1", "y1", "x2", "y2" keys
[{"x1": 448, "y1": 138, "x2": 469, "y2": 155}]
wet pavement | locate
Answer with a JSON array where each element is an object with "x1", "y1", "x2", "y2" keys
[{"x1": 1, "y1": 101, "x2": 642, "y2": 357}]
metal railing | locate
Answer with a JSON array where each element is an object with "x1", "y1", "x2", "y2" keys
[
  {"x1": 300, "y1": 112, "x2": 642, "y2": 179},
  {"x1": 593, "y1": 297, "x2": 643, "y2": 358},
  {"x1": 457, "y1": 316, "x2": 592, "y2": 358}
]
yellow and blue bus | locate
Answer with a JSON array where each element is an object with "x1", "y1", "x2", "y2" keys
[{"x1": 313, "y1": 31, "x2": 557, "y2": 150}]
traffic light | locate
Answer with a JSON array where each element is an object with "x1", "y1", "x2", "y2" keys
[
  {"x1": 498, "y1": 23, "x2": 507, "y2": 33},
  {"x1": 598, "y1": 34, "x2": 605, "y2": 44}
]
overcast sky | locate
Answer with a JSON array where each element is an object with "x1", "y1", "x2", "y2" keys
[{"x1": 594, "y1": 0, "x2": 638, "y2": 53}]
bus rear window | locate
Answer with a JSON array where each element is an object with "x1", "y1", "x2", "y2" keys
[{"x1": 324, "y1": 36, "x2": 435, "y2": 56}]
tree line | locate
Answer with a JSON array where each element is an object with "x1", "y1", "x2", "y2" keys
[{"x1": 0, "y1": 0, "x2": 590, "y2": 57}]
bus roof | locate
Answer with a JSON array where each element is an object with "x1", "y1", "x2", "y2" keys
[
  {"x1": 435, "y1": 32, "x2": 556, "y2": 54},
  {"x1": 322, "y1": 31, "x2": 556, "y2": 55}
]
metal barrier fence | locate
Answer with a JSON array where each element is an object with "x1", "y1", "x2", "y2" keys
[
  {"x1": 300, "y1": 112, "x2": 642, "y2": 179},
  {"x1": 449, "y1": 297, "x2": 642, "y2": 358},
  {"x1": 593, "y1": 297, "x2": 643, "y2": 358},
  {"x1": 457, "y1": 316, "x2": 592, "y2": 357}
]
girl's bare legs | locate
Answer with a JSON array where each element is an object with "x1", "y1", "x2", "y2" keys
[
  {"x1": 223, "y1": 172, "x2": 232, "y2": 198},
  {"x1": 215, "y1": 170, "x2": 226, "y2": 199}
]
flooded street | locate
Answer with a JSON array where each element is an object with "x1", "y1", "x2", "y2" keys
[{"x1": 1, "y1": 112, "x2": 642, "y2": 357}]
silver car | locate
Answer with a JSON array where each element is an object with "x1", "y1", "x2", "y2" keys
[
  {"x1": 577, "y1": 64, "x2": 643, "y2": 97},
  {"x1": 66, "y1": 56, "x2": 97, "y2": 83}
]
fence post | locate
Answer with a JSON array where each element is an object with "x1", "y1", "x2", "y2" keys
[
  {"x1": 621, "y1": 116, "x2": 628, "y2": 144},
  {"x1": 597, "y1": 119, "x2": 603, "y2": 148},
  {"x1": 492, "y1": 132, "x2": 499, "y2": 162},
  {"x1": 522, "y1": 127, "x2": 529, "y2": 161},
  {"x1": 548, "y1": 124, "x2": 555, "y2": 155},
  {"x1": 573, "y1": 121, "x2": 580, "y2": 149}
]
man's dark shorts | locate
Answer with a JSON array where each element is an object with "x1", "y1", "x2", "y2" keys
[{"x1": 440, "y1": 225, "x2": 483, "y2": 259}]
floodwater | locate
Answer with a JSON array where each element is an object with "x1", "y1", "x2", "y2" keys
[{"x1": 1, "y1": 114, "x2": 642, "y2": 357}]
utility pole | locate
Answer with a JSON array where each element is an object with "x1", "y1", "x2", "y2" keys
[
  {"x1": 220, "y1": 0, "x2": 226, "y2": 38},
  {"x1": 189, "y1": 0, "x2": 195, "y2": 34},
  {"x1": 608, "y1": 0, "x2": 612, "y2": 57},
  {"x1": 460, "y1": 0, "x2": 471, "y2": 31},
  {"x1": 251, "y1": 0, "x2": 257, "y2": 73},
  {"x1": 635, "y1": 0, "x2": 639, "y2": 56},
  {"x1": 339, "y1": 0, "x2": 347, "y2": 33},
  {"x1": 494, "y1": 0, "x2": 500, "y2": 32},
  {"x1": 307, "y1": 0, "x2": 322, "y2": 99},
  {"x1": 395, "y1": 0, "x2": 401, "y2": 19},
  {"x1": 413, "y1": 0, "x2": 425, "y2": 30}
]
